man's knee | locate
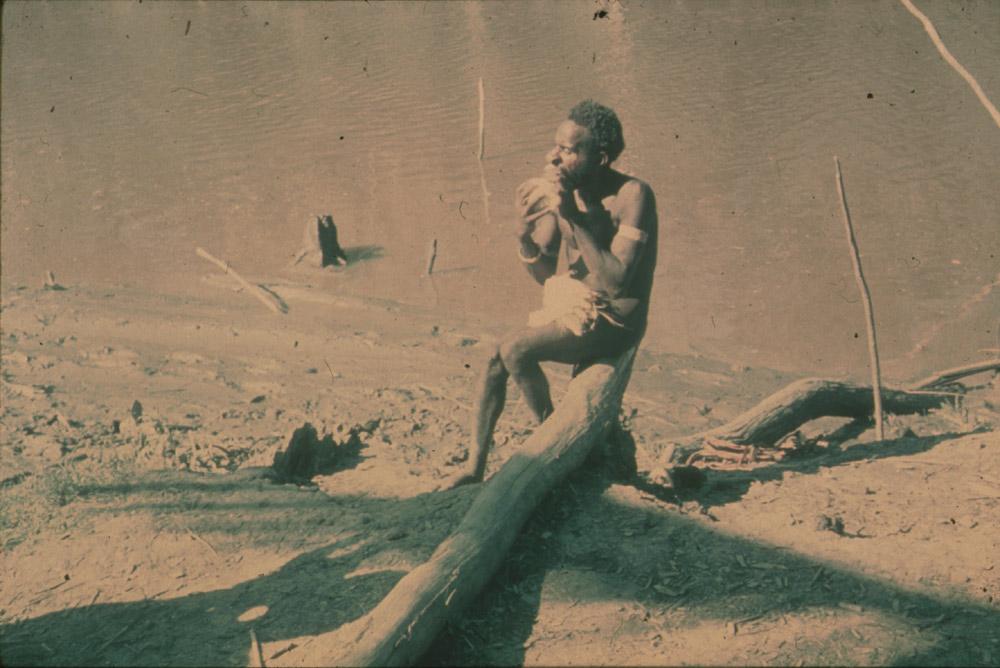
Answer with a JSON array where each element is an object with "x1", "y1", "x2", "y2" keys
[
  {"x1": 499, "y1": 335, "x2": 535, "y2": 374},
  {"x1": 483, "y1": 345, "x2": 509, "y2": 381}
]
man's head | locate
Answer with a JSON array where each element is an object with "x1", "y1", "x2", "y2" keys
[{"x1": 546, "y1": 100, "x2": 624, "y2": 188}]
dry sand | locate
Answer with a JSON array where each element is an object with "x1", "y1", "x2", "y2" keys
[{"x1": 1, "y1": 272, "x2": 998, "y2": 666}]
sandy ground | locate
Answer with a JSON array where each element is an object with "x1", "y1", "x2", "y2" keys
[{"x1": 1, "y1": 273, "x2": 998, "y2": 667}]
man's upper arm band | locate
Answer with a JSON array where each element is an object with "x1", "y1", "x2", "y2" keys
[{"x1": 617, "y1": 225, "x2": 648, "y2": 243}]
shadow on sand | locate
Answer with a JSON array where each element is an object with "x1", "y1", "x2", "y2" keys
[
  {"x1": 2, "y1": 431, "x2": 996, "y2": 667},
  {"x1": 343, "y1": 245, "x2": 384, "y2": 264}
]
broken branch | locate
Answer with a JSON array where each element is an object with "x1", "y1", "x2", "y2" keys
[
  {"x1": 911, "y1": 360, "x2": 1000, "y2": 391},
  {"x1": 668, "y1": 378, "x2": 953, "y2": 463},
  {"x1": 196, "y1": 247, "x2": 283, "y2": 314}
]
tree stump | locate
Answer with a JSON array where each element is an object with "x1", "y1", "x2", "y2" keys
[{"x1": 294, "y1": 215, "x2": 348, "y2": 268}]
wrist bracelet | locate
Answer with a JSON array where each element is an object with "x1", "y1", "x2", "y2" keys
[{"x1": 518, "y1": 245, "x2": 541, "y2": 264}]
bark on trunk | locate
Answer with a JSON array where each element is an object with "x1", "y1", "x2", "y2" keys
[
  {"x1": 911, "y1": 360, "x2": 1000, "y2": 390},
  {"x1": 293, "y1": 347, "x2": 637, "y2": 667},
  {"x1": 668, "y1": 378, "x2": 954, "y2": 463}
]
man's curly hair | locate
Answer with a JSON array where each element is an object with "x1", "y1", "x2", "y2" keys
[{"x1": 568, "y1": 100, "x2": 625, "y2": 163}]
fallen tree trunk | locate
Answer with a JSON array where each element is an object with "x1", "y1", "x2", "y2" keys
[
  {"x1": 290, "y1": 347, "x2": 637, "y2": 667},
  {"x1": 667, "y1": 378, "x2": 955, "y2": 464},
  {"x1": 911, "y1": 360, "x2": 1000, "y2": 391}
]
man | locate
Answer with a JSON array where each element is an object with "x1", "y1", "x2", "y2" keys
[{"x1": 447, "y1": 100, "x2": 658, "y2": 488}]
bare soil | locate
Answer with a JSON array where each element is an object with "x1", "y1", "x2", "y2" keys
[{"x1": 2, "y1": 277, "x2": 998, "y2": 666}]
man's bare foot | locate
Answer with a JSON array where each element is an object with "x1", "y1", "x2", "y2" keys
[{"x1": 436, "y1": 469, "x2": 483, "y2": 491}]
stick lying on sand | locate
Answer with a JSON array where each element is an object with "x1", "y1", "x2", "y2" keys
[{"x1": 195, "y1": 247, "x2": 284, "y2": 314}]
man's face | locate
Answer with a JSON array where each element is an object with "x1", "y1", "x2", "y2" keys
[{"x1": 545, "y1": 120, "x2": 601, "y2": 188}]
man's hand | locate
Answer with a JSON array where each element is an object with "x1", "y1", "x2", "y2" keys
[
  {"x1": 514, "y1": 178, "x2": 560, "y2": 240},
  {"x1": 540, "y1": 164, "x2": 594, "y2": 226}
]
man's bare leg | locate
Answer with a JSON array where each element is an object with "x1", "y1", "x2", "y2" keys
[
  {"x1": 451, "y1": 353, "x2": 509, "y2": 487},
  {"x1": 507, "y1": 348, "x2": 555, "y2": 424},
  {"x1": 441, "y1": 321, "x2": 628, "y2": 490}
]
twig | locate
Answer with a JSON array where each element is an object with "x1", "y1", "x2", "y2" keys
[
  {"x1": 609, "y1": 616, "x2": 626, "y2": 646},
  {"x1": 185, "y1": 526, "x2": 221, "y2": 561},
  {"x1": 269, "y1": 643, "x2": 298, "y2": 661},
  {"x1": 425, "y1": 238, "x2": 438, "y2": 276},
  {"x1": 476, "y1": 78, "x2": 492, "y2": 227},
  {"x1": 888, "y1": 459, "x2": 955, "y2": 470},
  {"x1": 98, "y1": 619, "x2": 137, "y2": 652},
  {"x1": 43, "y1": 270, "x2": 66, "y2": 291},
  {"x1": 477, "y1": 77, "x2": 486, "y2": 160},
  {"x1": 835, "y1": 157, "x2": 884, "y2": 440},
  {"x1": 35, "y1": 578, "x2": 68, "y2": 595},
  {"x1": 195, "y1": 247, "x2": 282, "y2": 314},
  {"x1": 170, "y1": 86, "x2": 207, "y2": 97},
  {"x1": 732, "y1": 609, "x2": 771, "y2": 633},
  {"x1": 256, "y1": 284, "x2": 289, "y2": 313},
  {"x1": 323, "y1": 359, "x2": 337, "y2": 382},
  {"x1": 899, "y1": 0, "x2": 1000, "y2": 129}
]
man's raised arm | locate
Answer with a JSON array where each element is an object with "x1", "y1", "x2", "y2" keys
[
  {"x1": 515, "y1": 181, "x2": 562, "y2": 285},
  {"x1": 560, "y1": 179, "x2": 654, "y2": 298}
]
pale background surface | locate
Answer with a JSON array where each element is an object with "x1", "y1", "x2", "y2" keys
[{"x1": 3, "y1": 0, "x2": 998, "y2": 376}]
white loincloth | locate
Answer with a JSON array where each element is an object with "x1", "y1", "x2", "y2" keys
[{"x1": 528, "y1": 274, "x2": 606, "y2": 336}]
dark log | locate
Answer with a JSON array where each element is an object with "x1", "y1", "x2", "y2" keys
[
  {"x1": 289, "y1": 347, "x2": 637, "y2": 667},
  {"x1": 667, "y1": 378, "x2": 954, "y2": 463}
]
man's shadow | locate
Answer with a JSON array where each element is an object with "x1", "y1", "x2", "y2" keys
[
  {"x1": 3, "y1": 428, "x2": 995, "y2": 667},
  {"x1": 0, "y1": 470, "x2": 478, "y2": 667}
]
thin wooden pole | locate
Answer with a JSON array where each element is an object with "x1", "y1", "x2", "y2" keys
[
  {"x1": 475, "y1": 78, "x2": 492, "y2": 226},
  {"x1": 477, "y1": 77, "x2": 486, "y2": 160},
  {"x1": 425, "y1": 238, "x2": 438, "y2": 276},
  {"x1": 899, "y1": 0, "x2": 1000, "y2": 129},
  {"x1": 834, "y1": 157, "x2": 884, "y2": 440}
]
